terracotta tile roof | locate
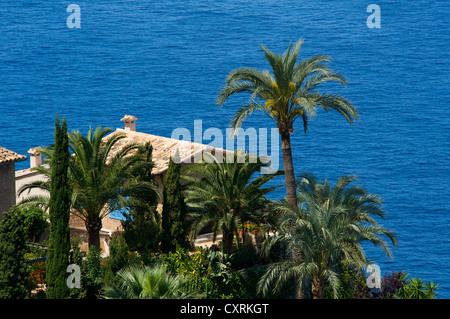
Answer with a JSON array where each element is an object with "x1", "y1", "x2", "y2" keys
[
  {"x1": 105, "y1": 129, "x2": 230, "y2": 175},
  {"x1": 0, "y1": 146, "x2": 26, "y2": 165}
]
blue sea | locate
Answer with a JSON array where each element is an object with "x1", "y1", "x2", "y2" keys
[{"x1": 1, "y1": 1, "x2": 449, "y2": 298}]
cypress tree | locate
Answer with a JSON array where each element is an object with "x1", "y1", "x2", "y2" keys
[
  {"x1": 160, "y1": 153, "x2": 189, "y2": 253},
  {"x1": 103, "y1": 234, "x2": 129, "y2": 287},
  {"x1": 46, "y1": 115, "x2": 72, "y2": 299},
  {"x1": 122, "y1": 142, "x2": 161, "y2": 254},
  {"x1": 0, "y1": 206, "x2": 28, "y2": 299}
]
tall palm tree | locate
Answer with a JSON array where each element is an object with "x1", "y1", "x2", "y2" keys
[
  {"x1": 104, "y1": 264, "x2": 202, "y2": 299},
  {"x1": 182, "y1": 152, "x2": 283, "y2": 254},
  {"x1": 258, "y1": 173, "x2": 397, "y2": 299},
  {"x1": 18, "y1": 126, "x2": 160, "y2": 250},
  {"x1": 217, "y1": 39, "x2": 359, "y2": 208}
]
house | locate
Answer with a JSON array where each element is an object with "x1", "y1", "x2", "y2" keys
[
  {"x1": 15, "y1": 115, "x2": 230, "y2": 255},
  {"x1": 15, "y1": 148, "x2": 47, "y2": 205},
  {"x1": 0, "y1": 146, "x2": 26, "y2": 219}
]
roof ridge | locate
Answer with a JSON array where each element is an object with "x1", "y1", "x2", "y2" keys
[
  {"x1": 0, "y1": 146, "x2": 27, "y2": 165},
  {"x1": 107, "y1": 128, "x2": 231, "y2": 175}
]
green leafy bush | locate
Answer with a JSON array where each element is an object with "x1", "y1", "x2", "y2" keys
[
  {"x1": 103, "y1": 235, "x2": 130, "y2": 287},
  {"x1": 22, "y1": 205, "x2": 48, "y2": 242},
  {"x1": 83, "y1": 246, "x2": 102, "y2": 299},
  {"x1": 231, "y1": 242, "x2": 258, "y2": 269},
  {"x1": 323, "y1": 264, "x2": 439, "y2": 299},
  {"x1": 0, "y1": 206, "x2": 29, "y2": 298},
  {"x1": 105, "y1": 263, "x2": 203, "y2": 299},
  {"x1": 397, "y1": 275, "x2": 439, "y2": 299}
]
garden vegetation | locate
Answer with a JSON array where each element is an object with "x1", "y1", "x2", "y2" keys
[{"x1": 0, "y1": 40, "x2": 439, "y2": 300}]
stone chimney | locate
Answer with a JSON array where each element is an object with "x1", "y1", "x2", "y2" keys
[
  {"x1": 121, "y1": 115, "x2": 138, "y2": 132},
  {"x1": 27, "y1": 147, "x2": 42, "y2": 168}
]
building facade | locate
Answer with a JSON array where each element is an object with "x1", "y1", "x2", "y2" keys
[{"x1": 0, "y1": 146, "x2": 26, "y2": 218}]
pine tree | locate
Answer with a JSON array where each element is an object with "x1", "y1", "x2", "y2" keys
[
  {"x1": 0, "y1": 206, "x2": 28, "y2": 299},
  {"x1": 160, "y1": 153, "x2": 189, "y2": 253},
  {"x1": 46, "y1": 116, "x2": 72, "y2": 299}
]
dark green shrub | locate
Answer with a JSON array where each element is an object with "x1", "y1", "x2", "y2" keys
[
  {"x1": 0, "y1": 206, "x2": 29, "y2": 298},
  {"x1": 231, "y1": 243, "x2": 258, "y2": 269},
  {"x1": 161, "y1": 155, "x2": 190, "y2": 253},
  {"x1": 83, "y1": 246, "x2": 102, "y2": 299},
  {"x1": 22, "y1": 205, "x2": 48, "y2": 242},
  {"x1": 122, "y1": 142, "x2": 162, "y2": 254},
  {"x1": 122, "y1": 206, "x2": 161, "y2": 254},
  {"x1": 103, "y1": 235, "x2": 130, "y2": 287}
]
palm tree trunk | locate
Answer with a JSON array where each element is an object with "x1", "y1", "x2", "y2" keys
[
  {"x1": 311, "y1": 278, "x2": 324, "y2": 299},
  {"x1": 223, "y1": 231, "x2": 234, "y2": 255},
  {"x1": 293, "y1": 246, "x2": 304, "y2": 299},
  {"x1": 86, "y1": 220, "x2": 102, "y2": 251},
  {"x1": 295, "y1": 275, "x2": 304, "y2": 299},
  {"x1": 281, "y1": 133, "x2": 297, "y2": 208}
]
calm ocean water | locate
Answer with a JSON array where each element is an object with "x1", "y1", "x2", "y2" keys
[{"x1": 1, "y1": 1, "x2": 449, "y2": 297}]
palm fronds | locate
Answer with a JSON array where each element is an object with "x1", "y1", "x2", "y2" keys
[
  {"x1": 182, "y1": 151, "x2": 283, "y2": 253},
  {"x1": 258, "y1": 173, "x2": 397, "y2": 299},
  {"x1": 104, "y1": 264, "x2": 203, "y2": 299}
]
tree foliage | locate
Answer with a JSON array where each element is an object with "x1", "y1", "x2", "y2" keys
[
  {"x1": 0, "y1": 206, "x2": 29, "y2": 299},
  {"x1": 83, "y1": 246, "x2": 102, "y2": 299},
  {"x1": 217, "y1": 39, "x2": 359, "y2": 208},
  {"x1": 19, "y1": 126, "x2": 160, "y2": 250},
  {"x1": 46, "y1": 116, "x2": 72, "y2": 299},
  {"x1": 182, "y1": 152, "x2": 282, "y2": 254},
  {"x1": 161, "y1": 153, "x2": 189, "y2": 253},
  {"x1": 103, "y1": 234, "x2": 130, "y2": 287},
  {"x1": 258, "y1": 173, "x2": 397, "y2": 299},
  {"x1": 121, "y1": 142, "x2": 161, "y2": 254},
  {"x1": 21, "y1": 205, "x2": 48, "y2": 243},
  {"x1": 104, "y1": 263, "x2": 202, "y2": 299}
]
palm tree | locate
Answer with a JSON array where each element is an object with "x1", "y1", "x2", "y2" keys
[
  {"x1": 182, "y1": 152, "x2": 283, "y2": 254},
  {"x1": 258, "y1": 173, "x2": 397, "y2": 299},
  {"x1": 217, "y1": 39, "x2": 359, "y2": 208},
  {"x1": 18, "y1": 126, "x2": 160, "y2": 250},
  {"x1": 104, "y1": 264, "x2": 202, "y2": 299},
  {"x1": 398, "y1": 275, "x2": 439, "y2": 299}
]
